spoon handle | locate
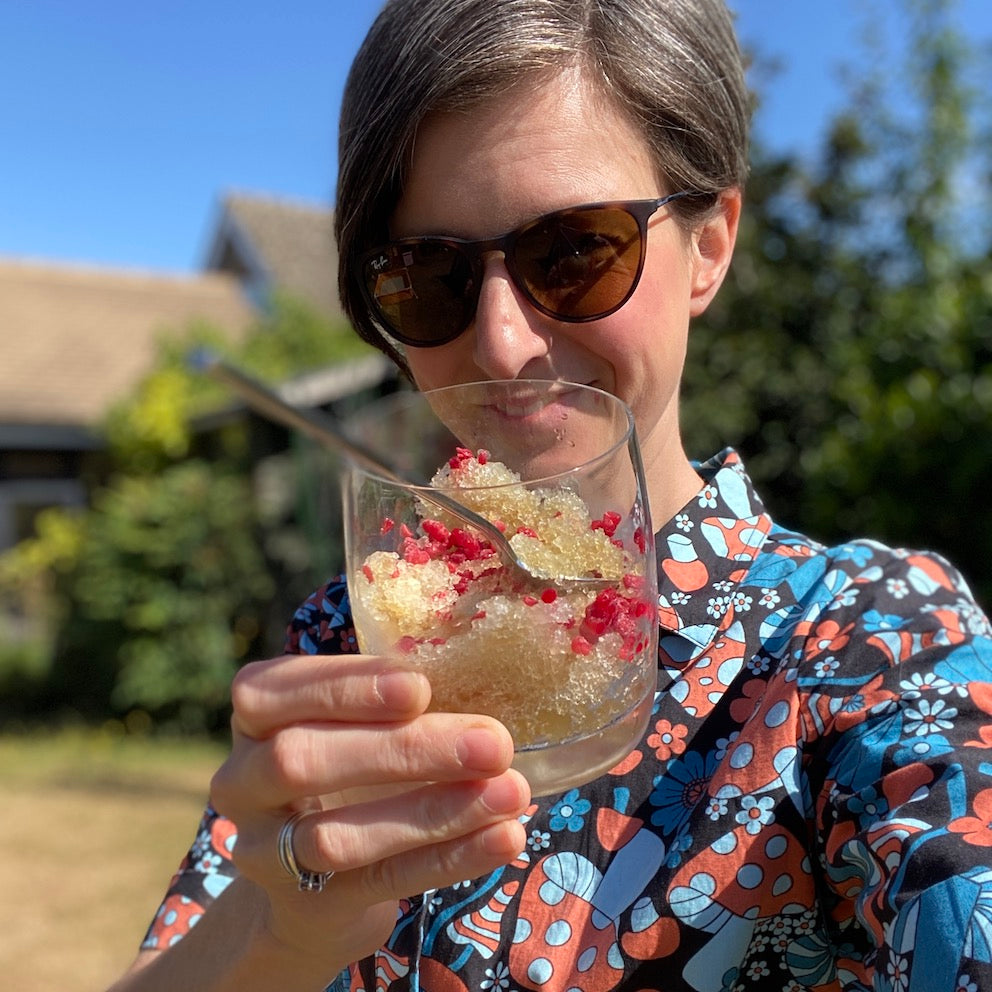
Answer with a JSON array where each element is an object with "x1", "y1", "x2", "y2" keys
[
  {"x1": 191, "y1": 351, "x2": 535, "y2": 572},
  {"x1": 191, "y1": 350, "x2": 409, "y2": 483}
]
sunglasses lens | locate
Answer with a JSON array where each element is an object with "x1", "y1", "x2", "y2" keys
[
  {"x1": 363, "y1": 242, "x2": 476, "y2": 345},
  {"x1": 362, "y1": 205, "x2": 646, "y2": 345},
  {"x1": 513, "y1": 207, "x2": 643, "y2": 319}
]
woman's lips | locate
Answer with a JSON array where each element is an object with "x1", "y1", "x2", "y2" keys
[
  {"x1": 487, "y1": 382, "x2": 588, "y2": 419},
  {"x1": 492, "y1": 394, "x2": 552, "y2": 418}
]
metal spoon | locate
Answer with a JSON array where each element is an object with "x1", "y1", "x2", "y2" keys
[{"x1": 191, "y1": 351, "x2": 613, "y2": 587}]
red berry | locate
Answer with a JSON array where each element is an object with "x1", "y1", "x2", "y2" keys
[
  {"x1": 422, "y1": 519, "x2": 450, "y2": 544},
  {"x1": 450, "y1": 528, "x2": 482, "y2": 558},
  {"x1": 449, "y1": 446, "x2": 475, "y2": 469},
  {"x1": 402, "y1": 539, "x2": 431, "y2": 564},
  {"x1": 591, "y1": 510, "x2": 622, "y2": 537},
  {"x1": 633, "y1": 527, "x2": 646, "y2": 553}
]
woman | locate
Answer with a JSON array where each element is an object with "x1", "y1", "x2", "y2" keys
[{"x1": 111, "y1": 1, "x2": 992, "y2": 990}]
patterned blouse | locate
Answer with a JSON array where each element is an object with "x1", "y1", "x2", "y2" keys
[{"x1": 143, "y1": 449, "x2": 992, "y2": 992}]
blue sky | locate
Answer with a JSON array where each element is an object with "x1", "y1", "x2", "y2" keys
[{"x1": 1, "y1": 0, "x2": 989, "y2": 273}]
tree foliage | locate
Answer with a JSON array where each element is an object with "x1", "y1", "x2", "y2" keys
[
  {"x1": 683, "y1": 0, "x2": 992, "y2": 606},
  {"x1": 0, "y1": 299, "x2": 373, "y2": 729}
]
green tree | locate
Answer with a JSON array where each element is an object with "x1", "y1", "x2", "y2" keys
[
  {"x1": 46, "y1": 462, "x2": 274, "y2": 731},
  {"x1": 0, "y1": 298, "x2": 377, "y2": 729},
  {"x1": 684, "y1": 0, "x2": 992, "y2": 605}
]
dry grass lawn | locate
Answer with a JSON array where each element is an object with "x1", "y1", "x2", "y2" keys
[{"x1": 0, "y1": 729, "x2": 228, "y2": 992}]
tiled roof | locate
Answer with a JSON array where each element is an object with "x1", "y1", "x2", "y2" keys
[
  {"x1": 0, "y1": 258, "x2": 256, "y2": 428},
  {"x1": 205, "y1": 192, "x2": 341, "y2": 317}
]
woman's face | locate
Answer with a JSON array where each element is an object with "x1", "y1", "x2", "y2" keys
[{"x1": 392, "y1": 69, "x2": 739, "y2": 514}]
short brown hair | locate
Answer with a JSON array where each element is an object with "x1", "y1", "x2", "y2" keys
[{"x1": 336, "y1": 0, "x2": 751, "y2": 372}]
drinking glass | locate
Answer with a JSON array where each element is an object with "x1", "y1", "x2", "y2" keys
[{"x1": 341, "y1": 379, "x2": 658, "y2": 797}]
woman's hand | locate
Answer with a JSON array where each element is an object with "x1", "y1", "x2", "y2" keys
[{"x1": 208, "y1": 652, "x2": 531, "y2": 969}]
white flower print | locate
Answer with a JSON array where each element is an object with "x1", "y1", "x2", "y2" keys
[
  {"x1": 480, "y1": 961, "x2": 511, "y2": 990},
  {"x1": 771, "y1": 933, "x2": 791, "y2": 955},
  {"x1": 886, "y1": 953, "x2": 910, "y2": 992},
  {"x1": 730, "y1": 592, "x2": 753, "y2": 612},
  {"x1": 749, "y1": 932, "x2": 770, "y2": 952},
  {"x1": 813, "y1": 656, "x2": 840, "y2": 679},
  {"x1": 528, "y1": 829, "x2": 550, "y2": 852},
  {"x1": 698, "y1": 485, "x2": 718, "y2": 509},
  {"x1": 736, "y1": 795, "x2": 775, "y2": 834},
  {"x1": 900, "y1": 671, "x2": 955, "y2": 699},
  {"x1": 759, "y1": 588, "x2": 781, "y2": 609},
  {"x1": 746, "y1": 960, "x2": 770, "y2": 980},
  {"x1": 886, "y1": 577, "x2": 909, "y2": 599},
  {"x1": 670, "y1": 591, "x2": 692, "y2": 605},
  {"x1": 707, "y1": 596, "x2": 730, "y2": 619},
  {"x1": 904, "y1": 698, "x2": 958, "y2": 736},
  {"x1": 705, "y1": 797, "x2": 728, "y2": 820},
  {"x1": 955, "y1": 974, "x2": 978, "y2": 992},
  {"x1": 675, "y1": 513, "x2": 694, "y2": 532},
  {"x1": 713, "y1": 579, "x2": 734, "y2": 593}
]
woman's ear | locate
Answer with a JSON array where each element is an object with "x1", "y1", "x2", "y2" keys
[{"x1": 688, "y1": 188, "x2": 741, "y2": 317}]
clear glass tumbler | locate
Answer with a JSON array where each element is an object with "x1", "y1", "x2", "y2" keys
[{"x1": 341, "y1": 379, "x2": 658, "y2": 797}]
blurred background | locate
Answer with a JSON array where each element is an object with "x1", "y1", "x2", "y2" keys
[{"x1": 0, "y1": 0, "x2": 990, "y2": 987}]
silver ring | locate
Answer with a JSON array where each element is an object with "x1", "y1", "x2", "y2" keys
[{"x1": 277, "y1": 811, "x2": 333, "y2": 894}]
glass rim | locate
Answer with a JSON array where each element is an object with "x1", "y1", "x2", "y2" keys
[{"x1": 344, "y1": 378, "x2": 637, "y2": 490}]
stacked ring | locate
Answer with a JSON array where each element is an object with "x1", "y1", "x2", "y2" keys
[{"x1": 277, "y1": 811, "x2": 334, "y2": 894}]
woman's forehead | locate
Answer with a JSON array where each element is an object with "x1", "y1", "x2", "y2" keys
[{"x1": 392, "y1": 71, "x2": 660, "y2": 240}]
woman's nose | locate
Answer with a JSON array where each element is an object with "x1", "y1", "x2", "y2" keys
[{"x1": 470, "y1": 254, "x2": 551, "y2": 379}]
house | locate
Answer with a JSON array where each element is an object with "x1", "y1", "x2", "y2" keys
[
  {"x1": 204, "y1": 192, "x2": 341, "y2": 315},
  {"x1": 0, "y1": 192, "x2": 392, "y2": 553}
]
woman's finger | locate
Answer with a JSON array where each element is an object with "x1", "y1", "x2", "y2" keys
[
  {"x1": 358, "y1": 817, "x2": 529, "y2": 903},
  {"x1": 284, "y1": 770, "x2": 531, "y2": 877},
  {"x1": 230, "y1": 654, "x2": 431, "y2": 738},
  {"x1": 212, "y1": 712, "x2": 515, "y2": 812}
]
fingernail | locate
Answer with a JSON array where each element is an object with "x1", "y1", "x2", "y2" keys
[
  {"x1": 479, "y1": 775, "x2": 524, "y2": 815},
  {"x1": 374, "y1": 670, "x2": 425, "y2": 711},
  {"x1": 455, "y1": 727, "x2": 508, "y2": 773}
]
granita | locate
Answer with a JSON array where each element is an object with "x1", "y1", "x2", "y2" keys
[{"x1": 350, "y1": 448, "x2": 656, "y2": 752}]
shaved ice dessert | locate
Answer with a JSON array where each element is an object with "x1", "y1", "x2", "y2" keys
[{"x1": 350, "y1": 446, "x2": 657, "y2": 772}]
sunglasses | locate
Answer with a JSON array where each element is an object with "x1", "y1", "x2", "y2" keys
[{"x1": 358, "y1": 192, "x2": 690, "y2": 348}]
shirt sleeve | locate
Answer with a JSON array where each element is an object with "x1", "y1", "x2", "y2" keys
[
  {"x1": 804, "y1": 546, "x2": 992, "y2": 991},
  {"x1": 140, "y1": 803, "x2": 239, "y2": 949},
  {"x1": 141, "y1": 577, "x2": 357, "y2": 951}
]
